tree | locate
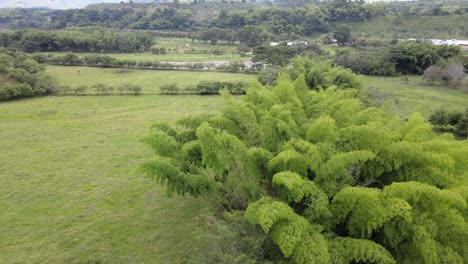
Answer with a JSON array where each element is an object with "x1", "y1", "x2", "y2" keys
[
  {"x1": 253, "y1": 46, "x2": 298, "y2": 67},
  {"x1": 423, "y1": 65, "x2": 443, "y2": 84},
  {"x1": 388, "y1": 42, "x2": 460, "y2": 74},
  {"x1": 442, "y1": 63, "x2": 465, "y2": 87},
  {"x1": 142, "y1": 62, "x2": 467, "y2": 263},
  {"x1": 237, "y1": 26, "x2": 270, "y2": 48},
  {"x1": 333, "y1": 24, "x2": 352, "y2": 45}
]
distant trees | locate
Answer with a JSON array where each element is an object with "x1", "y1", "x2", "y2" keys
[
  {"x1": 237, "y1": 26, "x2": 270, "y2": 48},
  {"x1": 0, "y1": 28, "x2": 154, "y2": 53},
  {"x1": 334, "y1": 53, "x2": 397, "y2": 76},
  {"x1": 0, "y1": 1, "x2": 391, "y2": 38},
  {"x1": 389, "y1": 42, "x2": 461, "y2": 74},
  {"x1": 253, "y1": 45, "x2": 298, "y2": 67},
  {"x1": 160, "y1": 81, "x2": 248, "y2": 95},
  {"x1": 333, "y1": 24, "x2": 352, "y2": 45},
  {"x1": 423, "y1": 63, "x2": 465, "y2": 87}
]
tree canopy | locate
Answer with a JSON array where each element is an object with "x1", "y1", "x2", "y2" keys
[{"x1": 142, "y1": 39, "x2": 467, "y2": 264}]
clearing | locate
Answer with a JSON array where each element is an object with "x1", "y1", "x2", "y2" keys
[
  {"x1": 45, "y1": 65, "x2": 256, "y2": 94},
  {"x1": 0, "y1": 95, "x2": 224, "y2": 263}
]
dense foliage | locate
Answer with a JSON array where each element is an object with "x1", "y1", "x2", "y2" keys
[
  {"x1": 0, "y1": 1, "x2": 389, "y2": 40},
  {"x1": 389, "y1": 42, "x2": 461, "y2": 74},
  {"x1": 0, "y1": 49, "x2": 58, "y2": 100},
  {"x1": 0, "y1": 28, "x2": 153, "y2": 53},
  {"x1": 336, "y1": 42, "x2": 461, "y2": 76},
  {"x1": 429, "y1": 109, "x2": 468, "y2": 138},
  {"x1": 33, "y1": 53, "x2": 254, "y2": 73},
  {"x1": 143, "y1": 63, "x2": 467, "y2": 263}
]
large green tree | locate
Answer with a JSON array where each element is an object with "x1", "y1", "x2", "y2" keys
[{"x1": 143, "y1": 64, "x2": 467, "y2": 263}]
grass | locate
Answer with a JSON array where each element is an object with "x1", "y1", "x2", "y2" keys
[
  {"x1": 45, "y1": 65, "x2": 257, "y2": 94},
  {"x1": 36, "y1": 37, "x2": 247, "y2": 62},
  {"x1": 151, "y1": 38, "x2": 241, "y2": 56},
  {"x1": 360, "y1": 75, "x2": 468, "y2": 118},
  {"x1": 0, "y1": 95, "x2": 226, "y2": 263},
  {"x1": 38, "y1": 52, "x2": 248, "y2": 63}
]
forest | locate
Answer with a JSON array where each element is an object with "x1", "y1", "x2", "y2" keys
[{"x1": 0, "y1": 0, "x2": 467, "y2": 263}]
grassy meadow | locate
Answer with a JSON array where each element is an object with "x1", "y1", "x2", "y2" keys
[
  {"x1": 361, "y1": 75, "x2": 468, "y2": 118},
  {"x1": 45, "y1": 65, "x2": 256, "y2": 94},
  {"x1": 37, "y1": 37, "x2": 247, "y2": 63},
  {"x1": 0, "y1": 95, "x2": 227, "y2": 263},
  {"x1": 151, "y1": 38, "x2": 241, "y2": 56},
  {"x1": 38, "y1": 52, "x2": 248, "y2": 63}
]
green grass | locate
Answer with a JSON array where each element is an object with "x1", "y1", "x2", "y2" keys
[
  {"x1": 347, "y1": 14, "x2": 468, "y2": 39},
  {"x1": 360, "y1": 75, "x2": 468, "y2": 118},
  {"x1": 0, "y1": 95, "x2": 226, "y2": 263},
  {"x1": 36, "y1": 37, "x2": 247, "y2": 62},
  {"x1": 45, "y1": 65, "x2": 257, "y2": 94},
  {"x1": 151, "y1": 38, "x2": 241, "y2": 56},
  {"x1": 38, "y1": 52, "x2": 248, "y2": 62}
]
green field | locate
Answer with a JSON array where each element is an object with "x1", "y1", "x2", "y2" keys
[
  {"x1": 36, "y1": 37, "x2": 247, "y2": 63},
  {"x1": 45, "y1": 65, "x2": 256, "y2": 94},
  {"x1": 38, "y1": 52, "x2": 248, "y2": 63},
  {"x1": 151, "y1": 38, "x2": 241, "y2": 56},
  {"x1": 0, "y1": 95, "x2": 226, "y2": 263},
  {"x1": 361, "y1": 75, "x2": 468, "y2": 117}
]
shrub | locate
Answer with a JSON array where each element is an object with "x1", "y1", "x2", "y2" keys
[
  {"x1": 0, "y1": 83, "x2": 33, "y2": 100},
  {"x1": 160, "y1": 83, "x2": 180, "y2": 95},
  {"x1": 0, "y1": 49, "x2": 57, "y2": 101},
  {"x1": 194, "y1": 81, "x2": 247, "y2": 95},
  {"x1": 442, "y1": 63, "x2": 465, "y2": 87},
  {"x1": 335, "y1": 53, "x2": 397, "y2": 76},
  {"x1": 422, "y1": 65, "x2": 443, "y2": 84}
]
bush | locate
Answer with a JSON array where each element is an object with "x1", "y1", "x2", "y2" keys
[
  {"x1": 0, "y1": 49, "x2": 58, "y2": 101},
  {"x1": 119, "y1": 83, "x2": 143, "y2": 95},
  {"x1": 442, "y1": 63, "x2": 465, "y2": 87},
  {"x1": 194, "y1": 81, "x2": 247, "y2": 95},
  {"x1": 160, "y1": 83, "x2": 180, "y2": 95},
  {"x1": 422, "y1": 65, "x2": 443, "y2": 84},
  {"x1": 335, "y1": 53, "x2": 397, "y2": 76},
  {"x1": 0, "y1": 83, "x2": 33, "y2": 100},
  {"x1": 429, "y1": 108, "x2": 467, "y2": 137}
]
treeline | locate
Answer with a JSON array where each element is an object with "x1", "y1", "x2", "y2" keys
[
  {"x1": 0, "y1": 28, "x2": 153, "y2": 53},
  {"x1": 33, "y1": 53, "x2": 259, "y2": 73},
  {"x1": 60, "y1": 81, "x2": 247, "y2": 96},
  {"x1": 335, "y1": 42, "x2": 463, "y2": 76},
  {"x1": 0, "y1": 49, "x2": 58, "y2": 101},
  {"x1": 160, "y1": 81, "x2": 248, "y2": 95},
  {"x1": 0, "y1": 1, "x2": 389, "y2": 39}
]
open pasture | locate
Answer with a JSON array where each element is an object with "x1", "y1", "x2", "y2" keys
[
  {"x1": 45, "y1": 65, "x2": 256, "y2": 94},
  {"x1": 0, "y1": 95, "x2": 226, "y2": 263},
  {"x1": 361, "y1": 75, "x2": 468, "y2": 118},
  {"x1": 38, "y1": 51, "x2": 248, "y2": 63}
]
